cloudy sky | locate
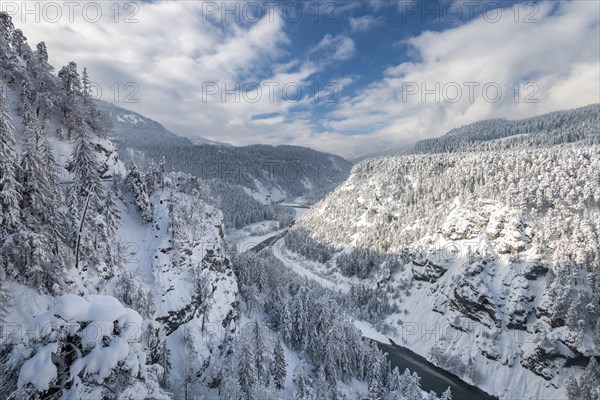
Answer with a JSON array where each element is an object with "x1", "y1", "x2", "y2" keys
[{"x1": 5, "y1": 0, "x2": 599, "y2": 157}]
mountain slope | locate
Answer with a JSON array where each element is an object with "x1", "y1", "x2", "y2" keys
[
  {"x1": 410, "y1": 103, "x2": 600, "y2": 154},
  {"x1": 96, "y1": 100, "x2": 193, "y2": 147},
  {"x1": 0, "y1": 14, "x2": 238, "y2": 398},
  {"x1": 285, "y1": 142, "x2": 600, "y2": 399},
  {"x1": 124, "y1": 142, "x2": 354, "y2": 205}
]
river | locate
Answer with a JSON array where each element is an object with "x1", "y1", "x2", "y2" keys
[{"x1": 375, "y1": 340, "x2": 497, "y2": 399}]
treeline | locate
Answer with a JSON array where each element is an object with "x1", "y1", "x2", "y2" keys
[
  {"x1": 206, "y1": 180, "x2": 294, "y2": 229},
  {"x1": 411, "y1": 103, "x2": 600, "y2": 154}
]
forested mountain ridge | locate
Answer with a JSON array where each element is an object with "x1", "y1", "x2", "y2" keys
[
  {"x1": 286, "y1": 116, "x2": 600, "y2": 398},
  {"x1": 122, "y1": 141, "x2": 353, "y2": 205},
  {"x1": 109, "y1": 104, "x2": 355, "y2": 229},
  {"x1": 410, "y1": 103, "x2": 599, "y2": 154}
]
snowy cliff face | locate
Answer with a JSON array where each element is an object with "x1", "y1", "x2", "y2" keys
[
  {"x1": 116, "y1": 174, "x2": 239, "y2": 396},
  {"x1": 289, "y1": 146, "x2": 600, "y2": 399}
]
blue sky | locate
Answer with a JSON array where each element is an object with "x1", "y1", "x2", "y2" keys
[{"x1": 6, "y1": 0, "x2": 599, "y2": 157}]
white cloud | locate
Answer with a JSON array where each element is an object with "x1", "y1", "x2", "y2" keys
[
  {"x1": 4, "y1": 0, "x2": 599, "y2": 159},
  {"x1": 321, "y1": 0, "x2": 600, "y2": 157},
  {"x1": 312, "y1": 34, "x2": 356, "y2": 62},
  {"x1": 349, "y1": 15, "x2": 378, "y2": 32}
]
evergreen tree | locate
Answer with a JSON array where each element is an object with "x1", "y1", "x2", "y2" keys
[
  {"x1": 79, "y1": 67, "x2": 108, "y2": 136},
  {"x1": 580, "y1": 357, "x2": 600, "y2": 400},
  {"x1": 71, "y1": 124, "x2": 102, "y2": 203},
  {"x1": 104, "y1": 186, "x2": 121, "y2": 238},
  {"x1": 0, "y1": 268, "x2": 11, "y2": 323},
  {"x1": 566, "y1": 376, "x2": 580, "y2": 400},
  {"x1": 127, "y1": 162, "x2": 153, "y2": 223},
  {"x1": 35, "y1": 41, "x2": 48, "y2": 63},
  {"x1": 368, "y1": 352, "x2": 386, "y2": 400},
  {"x1": 440, "y1": 387, "x2": 453, "y2": 400},
  {"x1": 314, "y1": 366, "x2": 332, "y2": 399},
  {"x1": 0, "y1": 87, "x2": 20, "y2": 237},
  {"x1": 253, "y1": 321, "x2": 266, "y2": 383},
  {"x1": 82, "y1": 67, "x2": 91, "y2": 102},
  {"x1": 238, "y1": 336, "x2": 257, "y2": 399},
  {"x1": 292, "y1": 366, "x2": 310, "y2": 400},
  {"x1": 11, "y1": 29, "x2": 29, "y2": 58},
  {"x1": 19, "y1": 113, "x2": 47, "y2": 226},
  {"x1": 272, "y1": 338, "x2": 287, "y2": 390},
  {"x1": 58, "y1": 61, "x2": 82, "y2": 139},
  {"x1": 159, "y1": 341, "x2": 172, "y2": 388},
  {"x1": 0, "y1": 12, "x2": 15, "y2": 72},
  {"x1": 28, "y1": 42, "x2": 57, "y2": 122},
  {"x1": 221, "y1": 366, "x2": 243, "y2": 400},
  {"x1": 70, "y1": 124, "x2": 103, "y2": 270},
  {"x1": 11, "y1": 109, "x2": 64, "y2": 292},
  {"x1": 39, "y1": 132, "x2": 64, "y2": 240}
]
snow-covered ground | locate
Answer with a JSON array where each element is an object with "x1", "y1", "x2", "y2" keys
[
  {"x1": 227, "y1": 220, "x2": 285, "y2": 252},
  {"x1": 272, "y1": 239, "x2": 349, "y2": 293}
]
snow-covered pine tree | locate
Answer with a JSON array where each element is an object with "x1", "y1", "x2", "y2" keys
[
  {"x1": 368, "y1": 350, "x2": 386, "y2": 400},
  {"x1": 104, "y1": 186, "x2": 121, "y2": 238},
  {"x1": 0, "y1": 268, "x2": 11, "y2": 323},
  {"x1": 272, "y1": 338, "x2": 286, "y2": 390},
  {"x1": 27, "y1": 41, "x2": 57, "y2": 122},
  {"x1": 39, "y1": 131, "x2": 64, "y2": 240},
  {"x1": 579, "y1": 357, "x2": 600, "y2": 400},
  {"x1": 0, "y1": 87, "x2": 20, "y2": 238},
  {"x1": 11, "y1": 29, "x2": 27, "y2": 58},
  {"x1": 71, "y1": 124, "x2": 102, "y2": 204},
  {"x1": 19, "y1": 102, "x2": 47, "y2": 227},
  {"x1": 146, "y1": 159, "x2": 167, "y2": 194},
  {"x1": 238, "y1": 335, "x2": 257, "y2": 399},
  {"x1": 127, "y1": 162, "x2": 153, "y2": 223},
  {"x1": 220, "y1": 364, "x2": 243, "y2": 400},
  {"x1": 82, "y1": 67, "x2": 91, "y2": 102},
  {"x1": 292, "y1": 366, "x2": 310, "y2": 400},
  {"x1": 440, "y1": 387, "x2": 453, "y2": 400},
  {"x1": 0, "y1": 12, "x2": 16, "y2": 74},
  {"x1": 314, "y1": 366, "x2": 332, "y2": 399},
  {"x1": 80, "y1": 67, "x2": 108, "y2": 137},
  {"x1": 58, "y1": 61, "x2": 82, "y2": 139},
  {"x1": 252, "y1": 321, "x2": 266, "y2": 383},
  {"x1": 280, "y1": 303, "x2": 293, "y2": 344},
  {"x1": 70, "y1": 124, "x2": 103, "y2": 270},
  {"x1": 11, "y1": 91, "x2": 64, "y2": 292}
]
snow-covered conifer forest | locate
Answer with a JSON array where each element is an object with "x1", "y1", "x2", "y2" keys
[{"x1": 0, "y1": 7, "x2": 599, "y2": 400}]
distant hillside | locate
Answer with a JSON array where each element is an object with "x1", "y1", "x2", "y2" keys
[
  {"x1": 122, "y1": 142, "x2": 353, "y2": 205},
  {"x1": 410, "y1": 104, "x2": 599, "y2": 154},
  {"x1": 97, "y1": 100, "x2": 226, "y2": 147}
]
